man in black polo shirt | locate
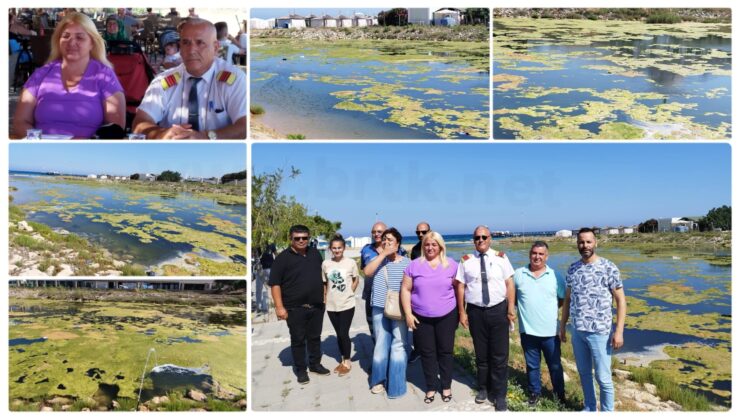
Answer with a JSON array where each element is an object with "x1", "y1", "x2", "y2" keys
[{"x1": 269, "y1": 225, "x2": 330, "y2": 384}]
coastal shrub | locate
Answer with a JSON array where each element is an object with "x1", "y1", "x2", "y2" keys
[
  {"x1": 286, "y1": 134, "x2": 306, "y2": 139},
  {"x1": 71, "y1": 398, "x2": 97, "y2": 411},
  {"x1": 9, "y1": 205, "x2": 25, "y2": 222},
  {"x1": 113, "y1": 397, "x2": 138, "y2": 411},
  {"x1": 121, "y1": 264, "x2": 146, "y2": 276},
  {"x1": 250, "y1": 105, "x2": 265, "y2": 115},
  {"x1": 13, "y1": 234, "x2": 51, "y2": 251},
  {"x1": 646, "y1": 12, "x2": 682, "y2": 24},
  {"x1": 630, "y1": 367, "x2": 711, "y2": 410},
  {"x1": 206, "y1": 399, "x2": 241, "y2": 411}
]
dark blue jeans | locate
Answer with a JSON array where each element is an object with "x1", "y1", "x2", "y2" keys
[{"x1": 520, "y1": 333, "x2": 565, "y2": 398}]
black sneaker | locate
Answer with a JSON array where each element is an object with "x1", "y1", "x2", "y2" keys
[
  {"x1": 495, "y1": 400, "x2": 508, "y2": 412},
  {"x1": 296, "y1": 371, "x2": 309, "y2": 384},
  {"x1": 475, "y1": 388, "x2": 488, "y2": 404},
  {"x1": 309, "y1": 364, "x2": 331, "y2": 376},
  {"x1": 528, "y1": 394, "x2": 540, "y2": 407},
  {"x1": 409, "y1": 349, "x2": 421, "y2": 363}
]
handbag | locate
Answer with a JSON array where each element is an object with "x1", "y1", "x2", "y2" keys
[{"x1": 382, "y1": 265, "x2": 403, "y2": 320}]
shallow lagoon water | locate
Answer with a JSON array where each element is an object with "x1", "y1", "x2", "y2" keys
[
  {"x1": 445, "y1": 241, "x2": 731, "y2": 401},
  {"x1": 251, "y1": 39, "x2": 490, "y2": 139},
  {"x1": 493, "y1": 18, "x2": 731, "y2": 139},
  {"x1": 9, "y1": 298, "x2": 246, "y2": 405},
  {"x1": 10, "y1": 176, "x2": 246, "y2": 266}
]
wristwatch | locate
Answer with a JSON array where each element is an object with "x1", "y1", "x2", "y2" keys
[{"x1": 207, "y1": 130, "x2": 218, "y2": 140}]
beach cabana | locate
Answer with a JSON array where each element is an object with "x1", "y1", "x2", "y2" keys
[
  {"x1": 433, "y1": 8, "x2": 461, "y2": 26},
  {"x1": 276, "y1": 14, "x2": 306, "y2": 29},
  {"x1": 337, "y1": 15, "x2": 353, "y2": 27}
]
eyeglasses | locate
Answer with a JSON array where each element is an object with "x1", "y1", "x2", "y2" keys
[
  {"x1": 473, "y1": 235, "x2": 489, "y2": 241},
  {"x1": 292, "y1": 236, "x2": 309, "y2": 242},
  {"x1": 415, "y1": 230, "x2": 429, "y2": 236}
]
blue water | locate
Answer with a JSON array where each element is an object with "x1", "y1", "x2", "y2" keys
[{"x1": 10, "y1": 175, "x2": 246, "y2": 265}]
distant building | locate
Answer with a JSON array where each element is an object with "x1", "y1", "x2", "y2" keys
[
  {"x1": 345, "y1": 236, "x2": 372, "y2": 248},
  {"x1": 602, "y1": 227, "x2": 620, "y2": 235},
  {"x1": 11, "y1": 279, "x2": 216, "y2": 290},
  {"x1": 249, "y1": 18, "x2": 273, "y2": 29},
  {"x1": 87, "y1": 174, "x2": 97, "y2": 179},
  {"x1": 555, "y1": 229, "x2": 572, "y2": 238},
  {"x1": 337, "y1": 15, "x2": 354, "y2": 27},
  {"x1": 408, "y1": 8, "x2": 431, "y2": 25},
  {"x1": 620, "y1": 226, "x2": 635, "y2": 234},
  {"x1": 276, "y1": 14, "x2": 306, "y2": 29},
  {"x1": 433, "y1": 8, "x2": 462, "y2": 26},
  {"x1": 657, "y1": 217, "x2": 699, "y2": 232}
]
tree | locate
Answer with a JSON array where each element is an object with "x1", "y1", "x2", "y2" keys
[
  {"x1": 252, "y1": 167, "x2": 341, "y2": 252},
  {"x1": 156, "y1": 170, "x2": 181, "y2": 182},
  {"x1": 638, "y1": 218, "x2": 658, "y2": 233},
  {"x1": 464, "y1": 8, "x2": 489, "y2": 25},
  {"x1": 221, "y1": 170, "x2": 247, "y2": 184},
  {"x1": 700, "y1": 205, "x2": 731, "y2": 231},
  {"x1": 130, "y1": 173, "x2": 140, "y2": 180},
  {"x1": 378, "y1": 8, "x2": 408, "y2": 26}
]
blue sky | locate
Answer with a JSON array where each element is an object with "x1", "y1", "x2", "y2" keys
[
  {"x1": 251, "y1": 8, "x2": 384, "y2": 19},
  {"x1": 10, "y1": 143, "x2": 246, "y2": 178},
  {"x1": 252, "y1": 143, "x2": 731, "y2": 236}
]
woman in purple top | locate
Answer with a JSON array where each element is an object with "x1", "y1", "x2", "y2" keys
[
  {"x1": 401, "y1": 231, "x2": 462, "y2": 403},
  {"x1": 13, "y1": 12, "x2": 125, "y2": 139}
]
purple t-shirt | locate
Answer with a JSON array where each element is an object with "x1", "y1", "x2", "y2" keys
[
  {"x1": 404, "y1": 257, "x2": 459, "y2": 317},
  {"x1": 24, "y1": 59, "x2": 123, "y2": 138}
]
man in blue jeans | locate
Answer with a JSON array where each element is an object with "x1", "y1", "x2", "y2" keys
[
  {"x1": 513, "y1": 241, "x2": 566, "y2": 406},
  {"x1": 560, "y1": 228, "x2": 627, "y2": 411}
]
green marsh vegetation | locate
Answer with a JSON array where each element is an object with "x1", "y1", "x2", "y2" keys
[
  {"x1": 493, "y1": 14, "x2": 731, "y2": 139},
  {"x1": 9, "y1": 177, "x2": 247, "y2": 276},
  {"x1": 9, "y1": 287, "x2": 246, "y2": 411}
]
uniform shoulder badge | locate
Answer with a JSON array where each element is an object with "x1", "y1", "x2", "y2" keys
[
  {"x1": 217, "y1": 70, "x2": 236, "y2": 85},
  {"x1": 496, "y1": 250, "x2": 506, "y2": 258},
  {"x1": 461, "y1": 254, "x2": 471, "y2": 262},
  {"x1": 161, "y1": 72, "x2": 181, "y2": 90}
]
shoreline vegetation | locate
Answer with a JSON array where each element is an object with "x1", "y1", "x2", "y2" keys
[
  {"x1": 9, "y1": 177, "x2": 247, "y2": 276},
  {"x1": 250, "y1": 25, "x2": 489, "y2": 42},
  {"x1": 9, "y1": 287, "x2": 246, "y2": 412},
  {"x1": 493, "y1": 8, "x2": 731, "y2": 24}
]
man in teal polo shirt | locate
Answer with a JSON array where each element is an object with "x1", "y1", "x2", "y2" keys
[{"x1": 513, "y1": 241, "x2": 566, "y2": 406}]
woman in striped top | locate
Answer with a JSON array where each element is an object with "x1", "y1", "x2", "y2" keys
[{"x1": 363, "y1": 227, "x2": 411, "y2": 398}]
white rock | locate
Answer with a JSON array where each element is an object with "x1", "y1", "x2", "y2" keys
[
  {"x1": 40, "y1": 407, "x2": 53, "y2": 412},
  {"x1": 113, "y1": 260, "x2": 126, "y2": 268},
  {"x1": 643, "y1": 383, "x2": 657, "y2": 395},
  {"x1": 18, "y1": 221, "x2": 33, "y2": 232},
  {"x1": 56, "y1": 264, "x2": 74, "y2": 277}
]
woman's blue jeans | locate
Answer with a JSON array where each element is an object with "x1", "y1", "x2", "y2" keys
[
  {"x1": 571, "y1": 329, "x2": 614, "y2": 411},
  {"x1": 370, "y1": 307, "x2": 408, "y2": 398}
]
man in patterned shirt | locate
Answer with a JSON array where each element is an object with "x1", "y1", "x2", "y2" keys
[{"x1": 560, "y1": 228, "x2": 626, "y2": 411}]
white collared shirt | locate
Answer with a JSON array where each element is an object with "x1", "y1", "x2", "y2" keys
[
  {"x1": 455, "y1": 248, "x2": 514, "y2": 307},
  {"x1": 138, "y1": 58, "x2": 246, "y2": 132}
]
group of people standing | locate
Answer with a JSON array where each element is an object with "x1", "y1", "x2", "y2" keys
[{"x1": 266, "y1": 222, "x2": 626, "y2": 411}]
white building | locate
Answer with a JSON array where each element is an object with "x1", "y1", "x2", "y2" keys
[
  {"x1": 276, "y1": 14, "x2": 306, "y2": 29},
  {"x1": 555, "y1": 229, "x2": 572, "y2": 238},
  {"x1": 87, "y1": 174, "x2": 97, "y2": 179},
  {"x1": 249, "y1": 18, "x2": 272, "y2": 29},
  {"x1": 408, "y1": 8, "x2": 431, "y2": 25},
  {"x1": 657, "y1": 217, "x2": 698, "y2": 232},
  {"x1": 433, "y1": 8, "x2": 461, "y2": 26},
  {"x1": 602, "y1": 227, "x2": 620, "y2": 235},
  {"x1": 620, "y1": 227, "x2": 635, "y2": 234},
  {"x1": 345, "y1": 236, "x2": 372, "y2": 249}
]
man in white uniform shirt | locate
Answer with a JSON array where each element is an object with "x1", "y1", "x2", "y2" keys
[
  {"x1": 455, "y1": 225, "x2": 515, "y2": 411},
  {"x1": 133, "y1": 18, "x2": 247, "y2": 139}
]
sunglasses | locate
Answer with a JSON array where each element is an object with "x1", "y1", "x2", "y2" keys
[
  {"x1": 473, "y1": 235, "x2": 489, "y2": 241},
  {"x1": 415, "y1": 230, "x2": 429, "y2": 236},
  {"x1": 371, "y1": 230, "x2": 384, "y2": 234},
  {"x1": 292, "y1": 236, "x2": 309, "y2": 242}
]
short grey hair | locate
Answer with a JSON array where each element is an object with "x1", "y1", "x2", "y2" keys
[{"x1": 473, "y1": 225, "x2": 490, "y2": 235}]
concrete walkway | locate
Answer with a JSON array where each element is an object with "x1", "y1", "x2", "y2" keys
[{"x1": 251, "y1": 290, "x2": 495, "y2": 411}]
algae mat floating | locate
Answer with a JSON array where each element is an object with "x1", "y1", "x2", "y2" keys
[
  {"x1": 9, "y1": 298, "x2": 246, "y2": 402},
  {"x1": 493, "y1": 18, "x2": 731, "y2": 139},
  {"x1": 251, "y1": 38, "x2": 490, "y2": 139}
]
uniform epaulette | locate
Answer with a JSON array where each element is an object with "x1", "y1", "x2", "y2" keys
[
  {"x1": 461, "y1": 254, "x2": 471, "y2": 262},
  {"x1": 217, "y1": 70, "x2": 236, "y2": 85},
  {"x1": 161, "y1": 72, "x2": 181, "y2": 90},
  {"x1": 496, "y1": 250, "x2": 506, "y2": 258}
]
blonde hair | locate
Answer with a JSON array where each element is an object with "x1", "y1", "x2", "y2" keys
[
  {"x1": 422, "y1": 231, "x2": 449, "y2": 268},
  {"x1": 48, "y1": 12, "x2": 112, "y2": 68}
]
